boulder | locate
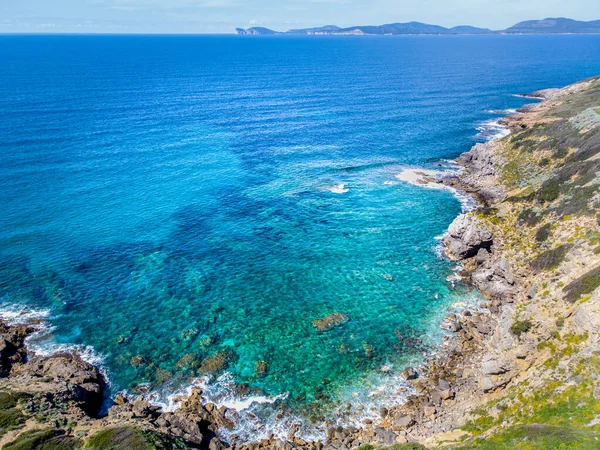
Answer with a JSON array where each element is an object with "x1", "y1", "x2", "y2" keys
[
  {"x1": 401, "y1": 367, "x2": 418, "y2": 381},
  {"x1": 393, "y1": 414, "x2": 415, "y2": 429},
  {"x1": 482, "y1": 356, "x2": 511, "y2": 376},
  {"x1": 471, "y1": 259, "x2": 516, "y2": 301},
  {"x1": 375, "y1": 427, "x2": 397, "y2": 445},
  {"x1": 444, "y1": 214, "x2": 493, "y2": 260}
]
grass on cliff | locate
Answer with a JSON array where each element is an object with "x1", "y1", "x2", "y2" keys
[
  {"x1": 3, "y1": 428, "x2": 81, "y2": 450},
  {"x1": 454, "y1": 424, "x2": 599, "y2": 450},
  {"x1": 459, "y1": 350, "x2": 600, "y2": 449},
  {"x1": 564, "y1": 265, "x2": 600, "y2": 303},
  {"x1": 0, "y1": 391, "x2": 30, "y2": 438},
  {"x1": 357, "y1": 444, "x2": 426, "y2": 450},
  {"x1": 85, "y1": 426, "x2": 189, "y2": 450}
]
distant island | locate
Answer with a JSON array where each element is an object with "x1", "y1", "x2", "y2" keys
[{"x1": 236, "y1": 17, "x2": 600, "y2": 35}]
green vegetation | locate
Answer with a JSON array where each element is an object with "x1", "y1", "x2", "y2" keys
[
  {"x1": 564, "y1": 265, "x2": 600, "y2": 303},
  {"x1": 536, "y1": 180, "x2": 560, "y2": 203},
  {"x1": 4, "y1": 429, "x2": 81, "y2": 450},
  {"x1": 516, "y1": 208, "x2": 540, "y2": 226},
  {"x1": 85, "y1": 426, "x2": 188, "y2": 450},
  {"x1": 593, "y1": 108, "x2": 600, "y2": 115},
  {"x1": 0, "y1": 391, "x2": 29, "y2": 438},
  {"x1": 357, "y1": 445, "x2": 425, "y2": 450},
  {"x1": 454, "y1": 424, "x2": 599, "y2": 449},
  {"x1": 457, "y1": 353, "x2": 600, "y2": 448},
  {"x1": 509, "y1": 320, "x2": 532, "y2": 336},
  {"x1": 530, "y1": 245, "x2": 569, "y2": 272},
  {"x1": 534, "y1": 223, "x2": 551, "y2": 242}
]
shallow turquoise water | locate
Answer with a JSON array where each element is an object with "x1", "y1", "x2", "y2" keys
[{"x1": 1, "y1": 34, "x2": 600, "y2": 432}]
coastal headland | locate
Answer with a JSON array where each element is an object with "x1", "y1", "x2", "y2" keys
[{"x1": 1, "y1": 76, "x2": 600, "y2": 449}]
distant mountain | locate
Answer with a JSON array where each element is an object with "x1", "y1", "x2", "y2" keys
[
  {"x1": 449, "y1": 25, "x2": 491, "y2": 34},
  {"x1": 287, "y1": 25, "x2": 341, "y2": 35},
  {"x1": 504, "y1": 17, "x2": 600, "y2": 34},
  {"x1": 235, "y1": 27, "x2": 277, "y2": 35},
  {"x1": 335, "y1": 22, "x2": 450, "y2": 35},
  {"x1": 235, "y1": 17, "x2": 600, "y2": 35}
]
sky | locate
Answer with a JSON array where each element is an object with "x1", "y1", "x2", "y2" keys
[{"x1": 1, "y1": 0, "x2": 599, "y2": 34}]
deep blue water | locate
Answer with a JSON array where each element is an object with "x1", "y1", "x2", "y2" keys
[{"x1": 1, "y1": 34, "x2": 600, "y2": 436}]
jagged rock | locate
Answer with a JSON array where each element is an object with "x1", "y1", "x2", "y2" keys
[
  {"x1": 475, "y1": 248, "x2": 491, "y2": 265},
  {"x1": 423, "y1": 404, "x2": 437, "y2": 417},
  {"x1": 456, "y1": 140, "x2": 507, "y2": 203},
  {"x1": 444, "y1": 214, "x2": 493, "y2": 260},
  {"x1": 160, "y1": 411, "x2": 204, "y2": 445},
  {"x1": 482, "y1": 356, "x2": 511, "y2": 375},
  {"x1": 392, "y1": 414, "x2": 415, "y2": 429},
  {"x1": 0, "y1": 320, "x2": 32, "y2": 376},
  {"x1": 472, "y1": 259, "x2": 516, "y2": 301},
  {"x1": 13, "y1": 353, "x2": 105, "y2": 415},
  {"x1": 374, "y1": 427, "x2": 397, "y2": 444},
  {"x1": 401, "y1": 367, "x2": 418, "y2": 380},
  {"x1": 438, "y1": 378, "x2": 451, "y2": 391},
  {"x1": 527, "y1": 283, "x2": 539, "y2": 299}
]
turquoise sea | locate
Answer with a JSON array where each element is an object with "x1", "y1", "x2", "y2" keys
[{"x1": 1, "y1": 34, "x2": 600, "y2": 438}]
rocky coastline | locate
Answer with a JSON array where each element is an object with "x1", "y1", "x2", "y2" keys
[{"x1": 1, "y1": 76, "x2": 599, "y2": 449}]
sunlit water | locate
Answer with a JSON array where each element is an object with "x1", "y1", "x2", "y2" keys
[{"x1": 1, "y1": 34, "x2": 600, "y2": 438}]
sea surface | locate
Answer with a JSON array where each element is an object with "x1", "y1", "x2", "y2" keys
[{"x1": 1, "y1": 34, "x2": 600, "y2": 438}]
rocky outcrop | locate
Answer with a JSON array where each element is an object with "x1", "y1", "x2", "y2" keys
[
  {"x1": 456, "y1": 140, "x2": 507, "y2": 204},
  {"x1": 443, "y1": 214, "x2": 493, "y2": 260},
  {"x1": 0, "y1": 321, "x2": 31, "y2": 377},
  {"x1": 471, "y1": 258, "x2": 517, "y2": 302},
  {"x1": 10, "y1": 352, "x2": 105, "y2": 416}
]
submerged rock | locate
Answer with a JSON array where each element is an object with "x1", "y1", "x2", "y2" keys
[{"x1": 312, "y1": 312, "x2": 350, "y2": 331}]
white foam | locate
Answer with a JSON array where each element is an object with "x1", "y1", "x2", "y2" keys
[
  {"x1": 475, "y1": 117, "x2": 510, "y2": 141},
  {"x1": 395, "y1": 167, "x2": 476, "y2": 213},
  {"x1": 0, "y1": 305, "x2": 50, "y2": 324},
  {"x1": 326, "y1": 183, "x2": 349, "y2": 194}
]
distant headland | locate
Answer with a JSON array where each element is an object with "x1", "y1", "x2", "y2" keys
[{"x1": 236, "y1": 17, "x2": 600, "y2": 35}]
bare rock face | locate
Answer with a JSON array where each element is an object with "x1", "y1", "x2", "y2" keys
[
  {"x1": 457, "y1": 140, "x2": 507, "y2": 204},
  {"x1": 0, "y1": 320, "x2": 31, "y2": 376},
  {"x1": 571, "y1": 287, "x2": 600, "y2": 342},
  {"x1": 444, "y1": 214, "x2": 493, "y2": 260},
  {"x1": 13, "y1": 353, "x2": 105, "y2": 415},
  {"x1": 471, "y1": 259, "x2": 517, "y2": 301}
]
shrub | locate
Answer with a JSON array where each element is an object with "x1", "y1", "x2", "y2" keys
[
  {"x1": 517, "y1": 209, "x2": 540, "y2": 226},
  {"x1": 535, "y1": 223, "x2": 551, "y2": 242},
  {"x1": 564, "y1": 266, "x2": 600, "y2": 303},
  {"x1": 530, "y1": 245, "x2": 569, "y2": 272},
  {"x1": 554, "y1": 147, "x2": 569, "y2": 159},
  {"x1": 510, "y1": 320, "x2": 533, "y2": 336},
  {"x1": 455, "y1": 424, "x2": 600, "y2": 449},
  {"x1": 537, "y1": 180, "x2": 560, "y2": 203},
  {"x1": 86, "y1": 427, "x2": 187, "y2": 450},
  {"x1": 4, "y1": 429, "x2": 81, "y2": 450}
]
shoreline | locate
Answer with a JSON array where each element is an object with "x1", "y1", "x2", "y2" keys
[{"x1": 1, "y1": 76, "x2": 599, "y2": 449}]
